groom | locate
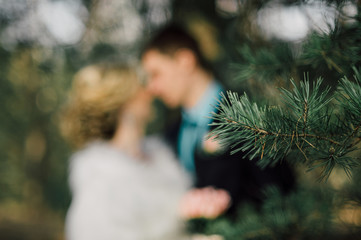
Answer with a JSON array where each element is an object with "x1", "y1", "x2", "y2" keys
[{"x1": 141, "y1": 24, "x2": 294, "y2": 216}]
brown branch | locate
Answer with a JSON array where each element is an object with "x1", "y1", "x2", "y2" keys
[
  {"x1": 346, "y1": 122, "x2": 361, "y2": 141},
  {"x1": 303, "y1": 100, "x2": 308, "y2": 134},
  {"x1": 345, "y1": 122, "x2": 361, "y2": 148},
  {"x1": 321, "y1": 51, "x2": 344, "y2": 74},
  {"x1": 303, "y1": 138, "x2": 318, "y2": 149},
  {"x1": 295, "y1": 115, "x2": 302, "y2": 146},
  {"x1": 224, "y1": 117, "x2": 342, "y2": 146},
  {"x1": 290, "y1": 131, "x2": 295, "y2": 147},
  {"x1": 261, "y1": 142, "x2": 266, "y2": 159},
  {"x1": 351, "y1": 137, "x2": 361, "y2": 148},
  {"x1": 295, "y1": 141, "x2": 309, "y2": 162}
]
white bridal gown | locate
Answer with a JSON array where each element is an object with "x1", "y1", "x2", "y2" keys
[{"x1": 65, "y1": 136, "x2": 191, "y2": 240}]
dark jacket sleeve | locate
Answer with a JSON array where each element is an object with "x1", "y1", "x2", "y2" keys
[{"x1": 194, "y1": 138, "x2": 295, "y2": 214}]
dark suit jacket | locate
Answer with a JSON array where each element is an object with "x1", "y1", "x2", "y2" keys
[{"x1": 165, "y1": 110, "x2": 295, "y2": 215}]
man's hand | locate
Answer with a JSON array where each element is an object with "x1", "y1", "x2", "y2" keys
[
  {"x1": 202, "y1": 135, "x2": 224, "y2": 154},
  {"x1": 179, "y1": 187, "x2": 231, "y2": 219}
]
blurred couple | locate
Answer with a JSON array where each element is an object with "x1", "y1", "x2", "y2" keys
[{"x1": 60, "y1": 24, "x2": 294, "y2": 240}]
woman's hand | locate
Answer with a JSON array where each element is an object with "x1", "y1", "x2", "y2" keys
[{"x1": 179, "y1": 187, "x2": 231, "y2": 219}]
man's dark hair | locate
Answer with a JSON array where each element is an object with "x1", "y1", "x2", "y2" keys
[{"x1": 142, "y1": 24, "x2": 212, "y2": 72}]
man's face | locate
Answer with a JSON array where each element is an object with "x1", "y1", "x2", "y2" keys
[{"x1": 141, "y1": 49, "x2": 190, "y2": 108}]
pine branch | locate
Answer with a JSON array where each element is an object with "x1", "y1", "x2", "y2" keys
[
  {"x1": 211, "y1": 72, "x2": 361, "y2": 179},
  {"x1": 337, "y1": 67, "x2": 361, "y2": 147},
  {"x1": 195, "y1": 185, "x2": 336, "y2": 240},
  {"x1": 300, "y1": 15, "x2": 361, "y2": 77},
  {"x1": 222, "y1": 116, "x2": 342, "y2": 146},
  {"x1": 231, "y1": 43, "x2": 295, "y2": 84},
  {"x1": 230, "y1": 8, "x2": 361, "y2": 87}
]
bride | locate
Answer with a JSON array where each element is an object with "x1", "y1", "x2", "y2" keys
[{"x1": 60, "y1": 63, "x2": 191, "y2": 240}]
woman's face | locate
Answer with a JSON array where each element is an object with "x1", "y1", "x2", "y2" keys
[{"x1": 124, "y1": 88, "x2": 153, "y2": 123}]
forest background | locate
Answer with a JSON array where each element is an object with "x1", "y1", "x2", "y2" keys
[{"x1": 0, "y1": 0, "x2": 360, "y2": 239}]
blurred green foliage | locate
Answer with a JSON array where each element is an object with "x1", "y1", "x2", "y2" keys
[{"x1": 0, "y1": 0, "x2": 360, "y2": 239}]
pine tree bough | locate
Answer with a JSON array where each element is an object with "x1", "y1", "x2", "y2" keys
[
  {"x1": 223, "y1": 116, "x2": 342, "y2": 146},
  {"x1": 210, "y1": 69, "x2": 361, "y2": 180}
]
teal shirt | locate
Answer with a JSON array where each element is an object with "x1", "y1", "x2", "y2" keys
[{"x1": 178, "y1": 81, "x2": 223, "y2": 177}]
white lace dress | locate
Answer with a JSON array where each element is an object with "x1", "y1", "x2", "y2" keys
[{"x1": 65, "y1": 136, "x2": 191, "y2": 240}]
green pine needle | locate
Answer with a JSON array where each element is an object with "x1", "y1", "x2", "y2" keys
[{"x1": 211, "y1": 72, "x2": 360, "y2": 179}]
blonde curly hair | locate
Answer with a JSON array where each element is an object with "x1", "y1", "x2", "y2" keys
[{"x1": 60, "y1": 63, "x2": 141, "y2": 149}]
